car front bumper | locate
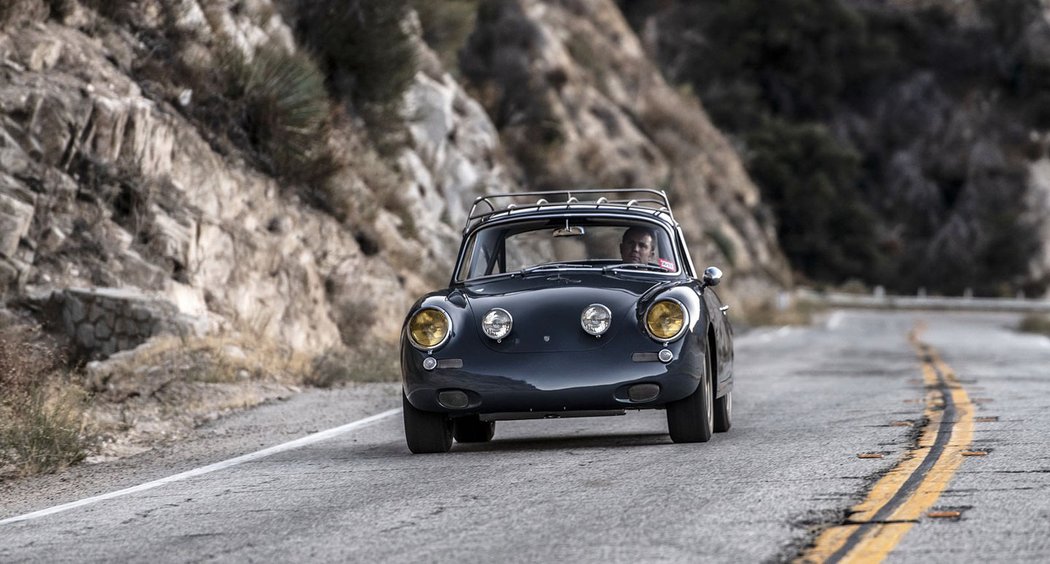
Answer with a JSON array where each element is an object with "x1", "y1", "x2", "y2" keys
[{"x1": 402, "y1": 337, "x2": 705, "y2": 415}]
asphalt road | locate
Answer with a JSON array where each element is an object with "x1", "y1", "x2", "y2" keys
[{"x1": 1, "y1": 310, "x2": 1048, "y2": 562}]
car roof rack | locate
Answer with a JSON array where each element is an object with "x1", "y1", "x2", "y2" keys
[{"x1": 464, "y1": 188, "x2": 674, "y2": 233}]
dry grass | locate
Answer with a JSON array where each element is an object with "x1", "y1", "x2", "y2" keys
[
  {"x1": 307, "y1": 344, "x2": 400, "y2": 388},
  {"x1": 0, "y1": 322, "x2": 90, "y2": 478},
  {"x1": 103, "y1": 332, "x2": 313, "y2": 387},
  {"x1": 1018, "y1": 314, "x2": 1050, "y2": 337}
]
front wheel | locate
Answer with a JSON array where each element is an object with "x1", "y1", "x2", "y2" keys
[
  {"x1": 666, "y1": 353, "x2": 714, "y2": 443},
  {"x1": 403, "y1": 393, "x2": 453, "y2": 454},
  {"x1": 714, "y1": 390, "x2": 732, "y2": 433}
]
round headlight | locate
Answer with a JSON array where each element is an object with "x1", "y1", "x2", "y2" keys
[
  {"x1": 581, "y1": 304, "x2": 612, "y2": 336},
  {"x1": 408, "y1": 308, "x2": 451, "y2": 349},
  {"x1": 481, "y1": 308, "x2": 513, "y2": 341},
  {"x1": 646, "y1": 299, "x2": 686, "y2": 341}
]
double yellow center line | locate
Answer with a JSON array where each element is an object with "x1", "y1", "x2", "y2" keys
[{"x1": 800, "y1": 325, "x2": 976, "y2": 563}]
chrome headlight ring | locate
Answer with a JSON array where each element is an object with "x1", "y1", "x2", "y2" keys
[
  {"x1": 643, "y1": 297, "x2": 689, "y2": 343},
  {"x1": 581, "y1": 303, "x2": 612, "y2": 337},
  {"x1": 481, "y1": 307, "x2": 513, "y2": 342},
  {"x1": 407, "y1": 307, "x2": 453, "y2": 351}
]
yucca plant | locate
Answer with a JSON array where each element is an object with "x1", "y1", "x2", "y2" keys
[{"x1": 223, "y1": 45, "x2": 332, "y2": 181}]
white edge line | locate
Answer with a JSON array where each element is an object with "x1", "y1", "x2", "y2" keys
[{"x1": 0, "y1": 407, "x2": 402, "y2": 526}]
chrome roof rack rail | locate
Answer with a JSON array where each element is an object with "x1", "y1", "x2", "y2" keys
[{"x1": 463, "y1": 188, "x2": 673, "y2": 233}]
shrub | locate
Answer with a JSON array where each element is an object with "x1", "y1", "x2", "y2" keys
[
  {"x1": 118, "y1": 2, "x2": 341, "y2": 202},
  {"x1": 705, "y1": 228, "x2": 737, "y2": 268},
  {"x1": 460, "y1": 0, "x2": 543, "y2": 128},
  {"x1": 1018, "y1": 314, "x2": 1050, "y2": 337},
  {"x1": 296, "y1": 0, "x2": 418, "y2": 152},
  {"x1": 411, "y1": 0, "x2": 479, "y2": 73},
  {"x1": 460, "y1": 0, "x2": 564, "y2": 184},
  {"x1": 745, "y1": 118, "x2": 883, "y2": 283},
  {"x1": 638, "y1": 0, "x2": 1050, "y2": 296},
  {"x1": 222, "y1": 45, "x2": 334, "y2": 182},
  {"x1": 0, "y1": 322, "x2": 88, "y2": 477}
]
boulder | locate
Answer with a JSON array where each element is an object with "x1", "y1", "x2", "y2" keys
[{"x1": 0, "y1": 189, "x2": 34, "y2": 258}]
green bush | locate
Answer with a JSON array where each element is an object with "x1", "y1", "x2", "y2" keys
[
  {"x1": 222, "y1": 45, "x2": 333, "y2": 182},
  {"x1": 460, "y1": 0, "x2": 542, "y2": 128},
  {"x1": 411, "y1": 0, "x2": 479, "y2": 73},
  {"x1": 296, "y1": 0, "x2": 418, "y2": 152},
  {"x1": 459, "y1": 0, "x2": 565, "y2": 185},
  {"x1": 634, "y1": 0, "x2": 1048, "y2": 296},
  {"x1": 745, "y1": 118, "x2": 882, "y2": 283}
]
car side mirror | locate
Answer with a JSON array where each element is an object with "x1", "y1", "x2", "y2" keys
[{"x1": 702, "y1": 266, "x2": 723, "y2": 287}]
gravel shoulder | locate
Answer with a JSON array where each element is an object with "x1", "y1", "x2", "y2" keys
[{"x1": 0, "y1": 382, "x2": 403, "y2": 520}]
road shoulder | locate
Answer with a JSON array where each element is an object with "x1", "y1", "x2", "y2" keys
[{"x1": 0, "y1": 382, "x2": 402, "y2": 520}]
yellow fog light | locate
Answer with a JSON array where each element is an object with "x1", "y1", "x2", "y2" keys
[
  {"x1": 408, "y1": 308, "x2": 451, "y2": 349},
  {"x1": 646, "y1": 299, "x2": 686, "y2": 341}
]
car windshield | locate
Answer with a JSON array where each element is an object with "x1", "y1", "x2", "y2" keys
[{"x1": 456, "y1": 218, "x2": 680, "y2": 281}]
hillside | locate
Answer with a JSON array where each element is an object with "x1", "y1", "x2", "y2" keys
[
  {"x1": 624, "y1": 0, "x2": 1050, "y2": 297},
  {"x1": 0, "y1": 0, "x2": 789, "y2": 353},
  {"x1": 0, "y1": 0, "x2": 790, "y2": 471}
]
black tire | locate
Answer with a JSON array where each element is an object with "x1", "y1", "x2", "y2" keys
[
  {"x1": 453, "y1": 415, "x2": 495, "y2": 443},
  {"x1": 714, "y1": 389, "x2": 732, "y2": 433},
  {"x1": 403, "y1": 393, "x2": 453, "y2": 454},
  {"x1": 666, "y1": 350, "x2": 714, "y2": 443}
]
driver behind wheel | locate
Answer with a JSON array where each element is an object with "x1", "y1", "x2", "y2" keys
[{"x1": 620, "y1": 226, "x2": 655, "y2": 264}]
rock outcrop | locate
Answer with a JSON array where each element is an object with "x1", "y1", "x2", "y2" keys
[
  {"x1": 460, "y1": 0, "x2": 792, "y2": 308},
  {"x1": 1, "y1": 0, "x2": 791, "y2": 362}
]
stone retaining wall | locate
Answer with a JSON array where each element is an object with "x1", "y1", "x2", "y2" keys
[{"x1": 47, "y1": 287, "x2": 209, "y2": 358}]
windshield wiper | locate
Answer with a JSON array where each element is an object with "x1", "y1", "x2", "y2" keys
[
  {"x1": 602, "y1": 263, "x2": 669, "y2": 274},
  {"x1": 517, "y1": 263, "x2": 596, "y2": 276}
]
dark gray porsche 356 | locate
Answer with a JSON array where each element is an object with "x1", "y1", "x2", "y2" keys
[{"x1": 400, "y1": 189, "x2": 733, "y2": 453}]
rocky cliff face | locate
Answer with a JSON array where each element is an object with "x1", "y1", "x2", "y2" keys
[
  {"x1": 459, "y1": 0, "x2": 791, "y2": 306},
  {"x1": 0, "y1": 0, "x2": 790, "y2": 364}
]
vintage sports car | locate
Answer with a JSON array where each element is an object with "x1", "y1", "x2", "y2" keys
[{"x1": 400, "y1": 189, "x2": 733, "y2": 453}]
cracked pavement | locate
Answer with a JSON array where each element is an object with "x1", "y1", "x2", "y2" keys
[{"x1": 1, "y1": 311, "x2": 1048, "y2": 562}]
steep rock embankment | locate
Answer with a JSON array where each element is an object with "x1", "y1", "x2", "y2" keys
[
  {"x1": 0, "y1": 0, "x2": 517, "y2": 359},
  {"x1": 1, "y1": 0, "x2": 791, "y2": 369},
  {"x1": 459, "y1": 0, "x2": 792, "y2": 309}
]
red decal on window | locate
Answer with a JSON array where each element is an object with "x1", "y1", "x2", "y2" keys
[{"x1": 658, "y1": 258, "x2": 675, "y2": 271}]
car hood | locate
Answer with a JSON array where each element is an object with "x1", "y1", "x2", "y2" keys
[{"x1": 460, "y1": 274, "x2": 670, "y2": 353}]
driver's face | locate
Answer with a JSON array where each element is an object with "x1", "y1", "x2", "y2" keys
[{"x1": 621, "y1": 233, "x2": 654, "y2": 264}]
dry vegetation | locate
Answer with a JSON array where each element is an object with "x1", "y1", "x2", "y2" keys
[
  {"x1": 1018, "y1": 314, "x2": 1050, "y2": 337},
  {"x1": 0, "y1": 310, "x2": 400, "y2": 479},
  {"x1": 0, "y1": 321, "x2": 90, "y2": 478}
]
